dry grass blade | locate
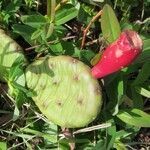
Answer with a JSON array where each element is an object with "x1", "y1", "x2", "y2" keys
[
  {"x1": 73, "y1": 123, "x2": 111, "y2": 134},
  {"x1": 81, "y1": 10, "x2": 102, "y2": 49}
]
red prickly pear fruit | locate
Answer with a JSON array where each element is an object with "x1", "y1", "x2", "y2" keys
[{"x1": 91, "y1": 30, "x2": 143, "y2": 79}]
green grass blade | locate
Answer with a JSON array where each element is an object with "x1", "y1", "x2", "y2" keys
[
  {"x1": 55, "y1": 4, "x2": 78, "y2": 25},
  {"x1": 135, "y1": 86, "x2": 150, "y2": 98},
  {"x1": 0, "y1": 142, "x2": 7, "y2": 150},
  {"x1": 117, "y1": 109, "x2": 150, "y2": 127},
  {"x1": 132, "y1": 62, "x2": 150, "y2": 85}
]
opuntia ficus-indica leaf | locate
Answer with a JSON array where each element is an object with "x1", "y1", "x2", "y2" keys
[
  {"x1": 25, "y1": 56, "x2": 102, "y2": 128},
  {"x1": 0, "y1": 29, "x2": 26, "y2": 82},
  {"x1": 101, "y1": 4, "x2": 121, "y2": 43}
]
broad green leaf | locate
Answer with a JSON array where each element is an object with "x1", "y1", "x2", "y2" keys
[
  {"x1": 134, "y1": 38, "x2": 150, "y2": 64},
  {"x1": 58, "y1": 139, "x2": 71, "y2": 150},
  {"x1": 77, "y1": 3, "x2": 94, "y2": 25},
  {"x1": 93, "y1": 140, "x2": 106, "y2": 150},
  {"x1": 106, "y1": 119, "x2": 116, "y2": 150},
  {"x1": 90, "y1": 52, "x2": 103, "y2": 66},
  {"x1": 62, "y1": 41, "x2": 76, "y2": 56},
  {"x1": 0, "y1": 66, "x2": 8, "y2": 81},
  {"x1": 21, "y1": 15, "x2": 47, "y2": 28},
  {"x1": 46, "y1": 23, "x2": 54, "y2": 38},
  {"x1": 101, "y1": 4, "x2": 121, "y2": 43},
  {"x1": 31, "y1": 28, "x2": 44, "y2": 40},
  {"x1": 13, "y1": 24, "x2": 36, "y2": 45},
  {"x1": 9, "y1": 55, "x2": 25, "y2": 82},
  {"x1": 116, "y1": 130, "x2": 133, "y2": 140},
  {"x1": 133, "y1": 62, "x2": 150, "y2": 85},
  {"x1": 105, "y1": 73, "x2": 124, "y2": 115},
  {"x1": 121, "y1": 22, "x2": 133, "y2": 30},
  {"x1": 55, "y1": 4, "x2": 78, "y2": 25},
  {"x1": 114, "y1": 140, "x2": 126, "y2": 150},
  {"x1": 143, "y1": 38, "x2": 150, "y2": 51},
  {"x1": 117, "y1": 109, "x2": 150, "y2": 127},
  {"x1": 125, "y1": 63, "x2": 141, "y2": 75},
  {"x1": 49, "y1": 41, "x2": 64, "y2": 55},
  {"x1": 41, "y1": 121, "x2": 58, "y2": 144},
  {"x1": 80, "y1": 50, "x2": 95, "y2": 65},
  {"x1": 8, "y1": 56, "x2": 32, "y2": 107},
  {"x1": 0, "y1": 141, "x2": 7, "y2": 150},
  {"x1": 135, "y1": 86, "x2": 150, "y2": 98},
  {"x1": 131, "y1": 87, "x2": 143, "y2": 109},
  {"x1": 11, "y1": 82, "x2": 35, "y2": 97},
  {"x1": 5, "y1": 0, "x2": 21, "y2": 13},
  {"x1": 121, "y1": 95, "x2": 133, "y2": 107}
]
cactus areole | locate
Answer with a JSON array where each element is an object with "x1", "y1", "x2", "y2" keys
[
  {"x1": 91, "y1": 30, "x2": 143, "y2": 78},
  {"x1": 26, "y1": 56, "x2": 102, "y2": 128}
]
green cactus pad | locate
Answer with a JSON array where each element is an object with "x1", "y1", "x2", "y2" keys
[
  {"x1": 25, "y1": 56, "x2": 102, "y2": 128},
  {"x1": 0, "y1": 29, "x2": 25, "y2": 81}
]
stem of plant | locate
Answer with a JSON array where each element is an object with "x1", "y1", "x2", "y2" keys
[
  {"x1": 47, "y1": 0, "x2": 56, "y2": 22},
  {"x1": 81, "y1": 10, "x2": 102, "y2": 49},
  {"x1": 55, "y1": 0, "x2": 68, "y2": 11},
  {"x1": 46, "y1": 0, "x2": 56, "y2": 38},
  {"x1": 25, "y1": 36, "x2": 76, "y2": 51},
  {"x1": 61, "y1": 128, "x2": 75, "y2": 150}
]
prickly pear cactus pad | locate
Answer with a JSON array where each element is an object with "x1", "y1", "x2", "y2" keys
[
  {"x1": 0, "y1": 29, "x2": 25, "y2": 81},
  {"x1": 25, "y1": 56, "x2": 102, "y2": 128}
]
